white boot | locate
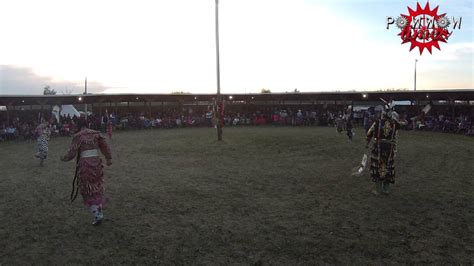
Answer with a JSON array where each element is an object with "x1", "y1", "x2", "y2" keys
[{"x1": 89, "y1": 205, "x2": 104, "y2": 225}]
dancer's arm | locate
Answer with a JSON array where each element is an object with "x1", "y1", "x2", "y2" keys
[
  {"x1": 98, "y1": 134, "x2": 112, "y2": 165},
  {"x1": 366, "y1": 121, "x2": 377, "y2": 148}
]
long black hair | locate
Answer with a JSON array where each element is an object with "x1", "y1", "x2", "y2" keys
[{"x1": 75, "y1": 118, "x2": 88, "y2": 132}]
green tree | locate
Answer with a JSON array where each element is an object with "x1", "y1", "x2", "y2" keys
[
  {"x1": 43, "y1": 86, "x2": 56, "y2": 95},
  {"x1": 260, "y1": 88, "x2": 271, "y2": 93}
]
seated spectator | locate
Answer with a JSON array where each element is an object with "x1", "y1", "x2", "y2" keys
[
  {"x1": 0, "y1": 126, "x2": 5, "y2": 141},
  {"x1": 466, "y1": 127, "x2": 474, "y2": 136},
  {"x1": 5, "y1": 125, "x2": 17, "y2": 140},
  {"x1": 272, "y1": 113, "x2": 280, "y2": 126},
  {"x1": 233, "y1": 117, "x2": 240, "y2": 126}
]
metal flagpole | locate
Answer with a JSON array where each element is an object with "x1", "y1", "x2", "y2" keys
[
  {"x1": 414, "y1": 59, "x2": 417, "y2": 91},
  {"x1": 215, "y1": 0, "x2": 223, "y2": 141}
]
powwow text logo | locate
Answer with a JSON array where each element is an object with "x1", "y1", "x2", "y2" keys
[{"x1": 386, "y1": 2, "x2": 462, "y2": 55}]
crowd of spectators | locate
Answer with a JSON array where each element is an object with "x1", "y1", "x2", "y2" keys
[
  {"x1": 0, "y1": 114, "x2": 40, "y2": 142},
  {"x1": 1, "y1": 106, "x2": 473, "y2": 142}
]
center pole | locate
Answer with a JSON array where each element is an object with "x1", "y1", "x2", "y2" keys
[
  {"x1": 414, "y1": 59, "x2": 417, "y2": 92},
  {"x1": 215, "y1": 0, "x2": 223, "y2": 141}
]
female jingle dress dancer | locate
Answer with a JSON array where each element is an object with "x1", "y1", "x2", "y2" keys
[{"x1": 61, "y1": 119, "x2": 113, "y2": 225}]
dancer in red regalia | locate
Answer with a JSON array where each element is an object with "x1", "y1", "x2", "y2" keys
[{"x1": 61, "y1": 118, "x2": 113, "y2": 225}]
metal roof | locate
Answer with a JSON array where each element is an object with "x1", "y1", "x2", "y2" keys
[{"x1": 1, "y1": 89, "x2": 473, "y2": 106}]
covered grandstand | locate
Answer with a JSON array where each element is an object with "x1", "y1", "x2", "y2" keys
[{"x1": 1, "y1": 90, "x2": 473, "y2": 118}]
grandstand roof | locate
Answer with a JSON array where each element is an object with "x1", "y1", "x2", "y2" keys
[{"x1": 1, "y1": 89, "x2": 473, "y2": 106}]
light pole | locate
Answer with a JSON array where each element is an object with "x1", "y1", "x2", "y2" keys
[
  {"x1": 215, "y1": 0, "x2": 223, "y2": 141},
  {"x1": 84, "y1": 77, "x2": 88, "y2": 121},
  {"x1": 414, "y1": 59, "x2": 418, "y2": 91}
]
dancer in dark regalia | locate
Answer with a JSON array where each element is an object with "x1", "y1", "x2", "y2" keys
[
  {"x1": 366, "y1": 100, "x2": 401, "y2": 195},
  {"x1": 344, "y1": 105, "x2": 354, "y2": 141}
]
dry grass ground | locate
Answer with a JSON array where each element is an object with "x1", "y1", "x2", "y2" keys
[{"x1": 0, "y1": 126, "x2": 473, "y2": 264}]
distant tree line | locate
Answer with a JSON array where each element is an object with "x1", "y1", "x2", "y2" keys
[{"x1": 43, "y1": 86, "x2": 56, "y2": 95}]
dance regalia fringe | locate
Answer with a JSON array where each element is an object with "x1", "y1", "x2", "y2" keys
[
  {"x1": 37, "y1": 135, "x2": 49, "y2": 159},
  {"x1": 36, "y1": 127, "x2": 51, "y2": 159},
  {"x1": 63, "y1": 129, "x2": 112, "y2": 207},
  {"x1": 366, "y1": 119, "x2": 400, "y2": 184}
]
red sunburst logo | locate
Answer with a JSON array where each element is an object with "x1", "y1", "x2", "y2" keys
[{"x1": 398, "y1": 2, "x2": 451, "y2": 55}]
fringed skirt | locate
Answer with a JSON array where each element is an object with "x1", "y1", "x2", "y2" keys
[
  {"x1": 370, "y1": 142, "x2": 396, "y2": 184},
  {"x1": 37, "y1": 136, "x2": 49, "y2": 159},
  {"x1": 107, "y1": 125, "x2": 113, "y2": 137},
  {"x1": 78, "y1": 157, "x2": 108, "y2": 207}
]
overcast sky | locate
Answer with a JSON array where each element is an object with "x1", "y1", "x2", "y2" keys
[{"x1": 0, "y1": 0, "x2": 472, "y2": 95}]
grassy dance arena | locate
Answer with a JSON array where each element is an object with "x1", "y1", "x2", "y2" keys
[{"x1": 0, "y1": 127, "x2": 473, "y2": 264}]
